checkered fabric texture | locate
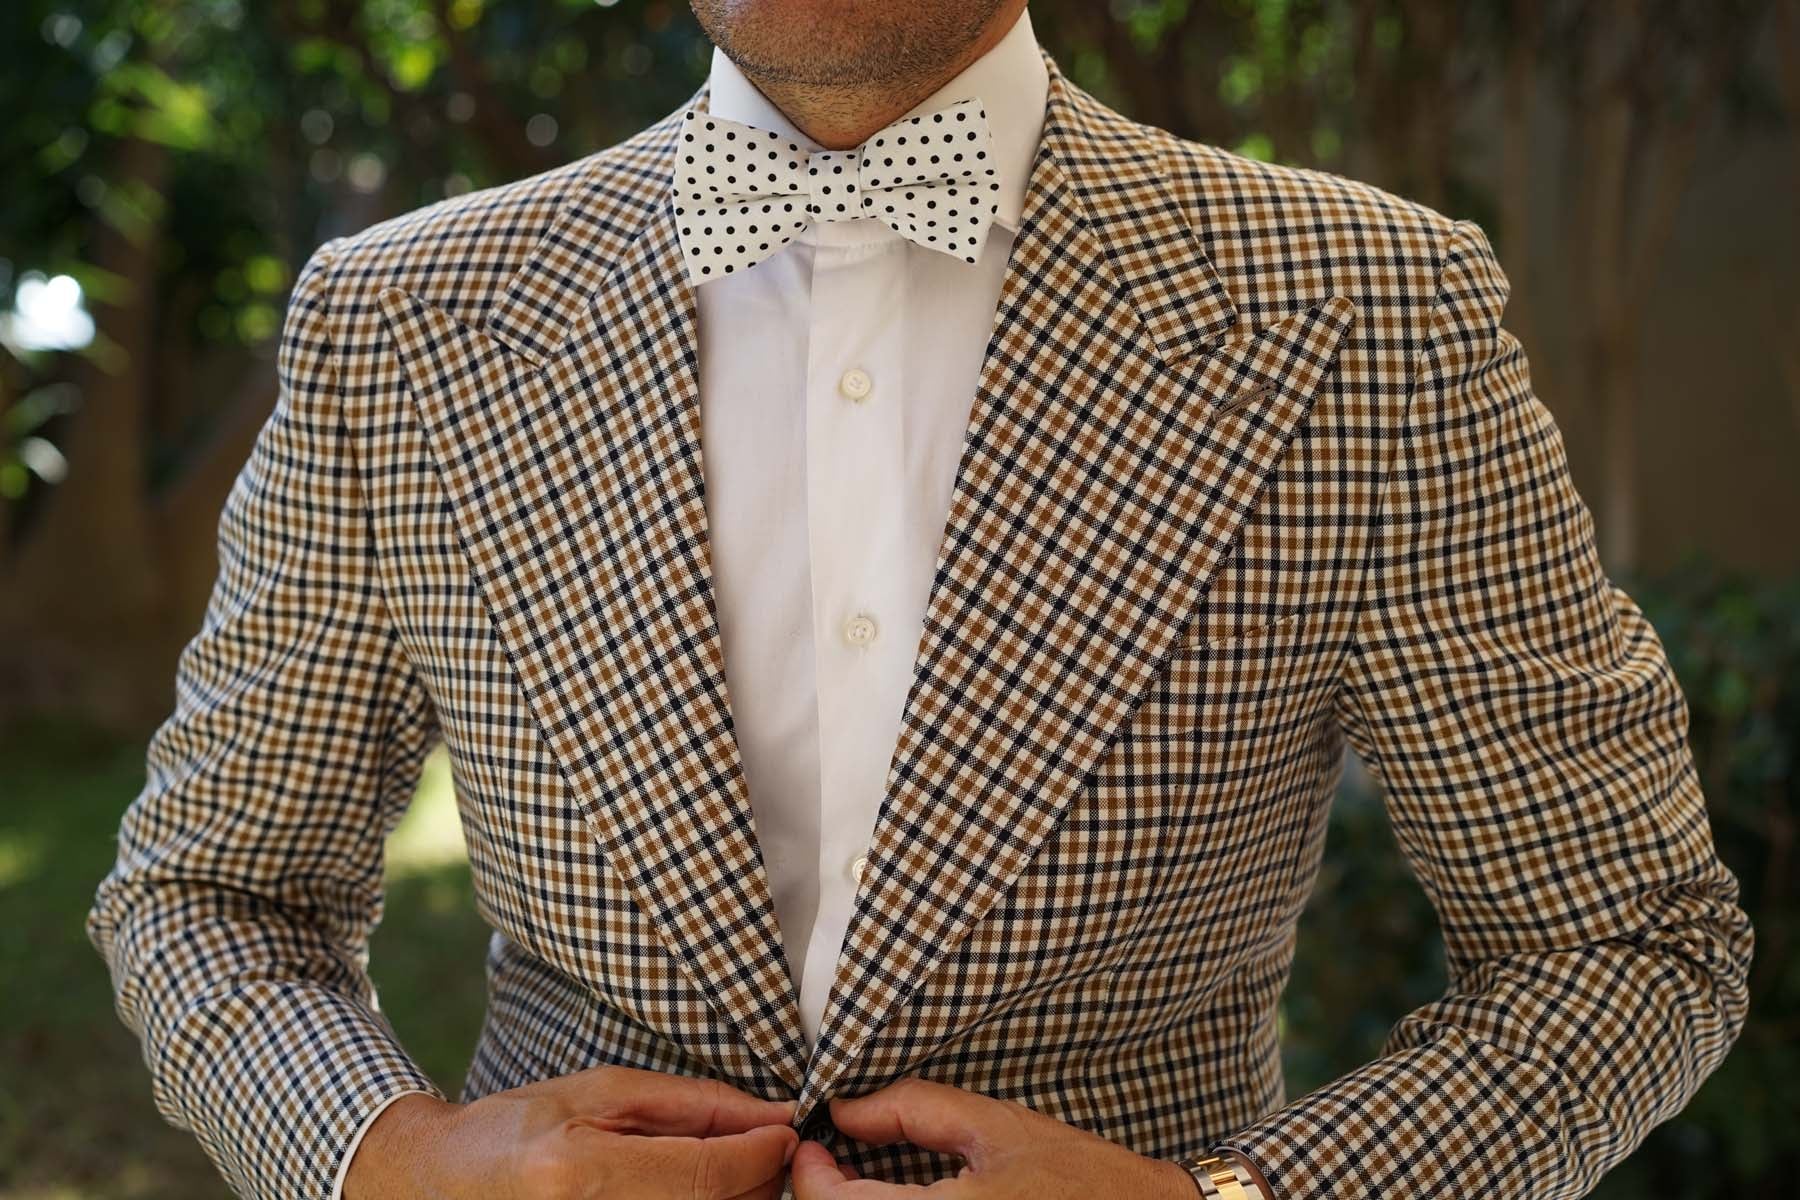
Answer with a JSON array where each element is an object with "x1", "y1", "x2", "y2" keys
[{"x1": 87, "y1": 46, "x2": 1751, "y2": 1200}]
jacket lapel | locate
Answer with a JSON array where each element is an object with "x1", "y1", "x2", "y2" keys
[
  {"x1": 376, "y1": 50, "x2": 1353, "y2": 1113},
  {"x1": 377, "y1": 88, "x2": 814, "y2": 1091},
  {"x1": 794, "y1": 52, "x2": 1355, "y2": 1119}
]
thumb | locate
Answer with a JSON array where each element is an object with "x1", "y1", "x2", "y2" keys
[
  {"x1": 579, "y1": 1066, "x2": 796, "y2": 1136},
  {"x1": 625, "y1": 1124, "x2": 799, "y2": 1199},
  {"x1": 789, "y1": 1140, "x2": 853, "y2": 1198},
  {"x1": 827, "y1": 1077, "x2": 992, "y2": 1161}
]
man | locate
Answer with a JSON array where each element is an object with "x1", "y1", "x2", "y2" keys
[{"x1": 88, "y1": 1, "x2": 1752, "y2": 1197}]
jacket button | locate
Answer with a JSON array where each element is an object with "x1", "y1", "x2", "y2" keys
[{"x1": 798, "y1": 1104, "x2": 837, "y2": 1142}]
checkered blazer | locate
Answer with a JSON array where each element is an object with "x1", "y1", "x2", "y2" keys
[{"x1": 88, "y1": 45, "x2": 1751, "y2": 1200}]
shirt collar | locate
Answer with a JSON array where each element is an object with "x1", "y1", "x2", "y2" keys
[{"x1": 704, "y1": 5, "x2": 1048, "y2": 235}]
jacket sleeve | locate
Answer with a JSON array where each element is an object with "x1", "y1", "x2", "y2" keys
[
  {"x1": 85, "y1": 237, "x2": 447, "y2": 1200},
  {"x1": 1215, "y1": 220, "x2": 1753, "y2": 1197}
]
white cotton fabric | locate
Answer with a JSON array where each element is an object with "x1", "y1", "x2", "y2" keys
[{"x1": 693, "y1": 7, "x2": 1048, "y2": 1048}]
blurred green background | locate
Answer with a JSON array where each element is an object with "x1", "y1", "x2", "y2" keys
[{"x1": 2, "y1": 1, "x2": 1795, "y2": 1197}]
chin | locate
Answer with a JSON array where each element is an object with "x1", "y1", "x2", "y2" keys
[{"x1": 690, "y1": 0, "x2": 1007, "y2": 87}]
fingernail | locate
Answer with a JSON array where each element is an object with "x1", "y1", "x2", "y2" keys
[{"x1": 783, "y1": 1133, "x2": 797, "y2": 1165}]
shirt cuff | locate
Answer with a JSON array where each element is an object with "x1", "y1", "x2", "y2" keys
[{"x1": 330, "y1": 1087, "x2": 435, "y2": 1200}]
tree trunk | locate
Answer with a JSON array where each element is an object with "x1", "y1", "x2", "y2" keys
[
  {"x1": 1585, "y1": 79, "x2": 1637, "y2": 574},
  {"x1": 1774, "y1": 0, "x2": 1800, "y2": 438},
  {"x1": 1, "y1": 132, "x2": 173, "y2": 732},
  {"x1": 151, "y1": 362, "x2": 279, "y2": 662},
  {"x1": 1498, "y1": 0, "x2": 1541, "y2": 375}
]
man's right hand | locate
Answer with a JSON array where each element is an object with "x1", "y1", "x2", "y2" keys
[{"x1": 343, "y1": 1063, "x2": 800, "y2": 1200}]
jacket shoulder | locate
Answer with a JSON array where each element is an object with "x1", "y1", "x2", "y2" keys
[
  {"x1": 308, "y1": 119, "x2": 673, "y2": 328},
  {"x1": 1148, "y1": 129, "x2": 1463, "y2": 320}
]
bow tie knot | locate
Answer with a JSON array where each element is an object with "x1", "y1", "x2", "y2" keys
[
  {"x1": 800, "y1": 147, "x2": 870, "y2": 224},
  {"x1": 673, "y1": 97, "x2": 1001, "y2": 284}
]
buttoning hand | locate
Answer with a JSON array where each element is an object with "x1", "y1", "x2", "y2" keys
[
  {"x1": 343, "y1": 1063, "x2": 799, "y2": 1200},
  {"x1": 789, "y1": 1076, "x2": 1200, "y2": 1199}
]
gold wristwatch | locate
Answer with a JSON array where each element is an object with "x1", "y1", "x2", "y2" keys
[{"x1": 1173, "y1": 1152, "x2": 1261, "y2": 1199}]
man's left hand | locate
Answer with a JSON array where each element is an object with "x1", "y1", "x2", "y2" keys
[{"x1": 790, "y1": 1077, "x2": 1198, "y2": 1198}]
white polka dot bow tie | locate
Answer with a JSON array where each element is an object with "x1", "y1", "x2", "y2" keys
[{"x1": 672, "y1": 96, "x2": 1000, "y2": 284}]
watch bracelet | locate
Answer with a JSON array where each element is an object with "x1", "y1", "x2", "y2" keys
[
  {"x1": 1174, "y1": 1152, "x2": 1255, "y2": 1200},
  {"x1": 1227, "y1": 1152, "x2": 1262, "y2": 1195}
]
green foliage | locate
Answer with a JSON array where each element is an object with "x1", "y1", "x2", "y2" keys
[
  {"x1": 0, "y1": 341, "x2": 78, "y2": 500},
  {"x1": 2, "y1": 0, "x2": 718, "y2": 515},
  {"x1": 1, "y1": 0, "x2": 715, "y2": 334}
]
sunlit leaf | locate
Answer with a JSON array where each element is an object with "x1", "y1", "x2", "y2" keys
[
  {"x1": 5, "y1": 383, "x2": 81, "y2": 435},
  {"x1": 243, "y1": 255, "x2": 287, "y2": 294},
  {"x1": 1234, "y1": 132, "x2": 1275, "y2": 161},
  {"x1": 235, "y1": 302, "x2": 278, "y2": 343},
  {"x1": 448, "y1": 0, "x2": 486, "y2": 31},
  {"x1": 1220, "y1": 56, "x2": 1262, "y2": 107},
  {"x1": 386, "y1": 41, "x2": 442, "y2": 91},
  {"x1": 37, "y1": 127, "x2": 89, "y2": 174},
  {"x1": 92, "y1": 63, "x2": 218, "y2": 151}
]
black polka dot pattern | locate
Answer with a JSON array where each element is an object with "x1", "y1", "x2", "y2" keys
[{"x1": 673, "y1": 96, "x2": 1000, "y2": 284}]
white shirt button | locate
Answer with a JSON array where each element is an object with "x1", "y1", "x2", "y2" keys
[
  {"x1": 849, "y1": 852, "x2": 870, "y2": 886},
  {"x1": 842, "y1": 612, "x2": 878, "y2": 647},
  {"x1": 838, "y1": 367, "x2": 873, "y2": 402}
]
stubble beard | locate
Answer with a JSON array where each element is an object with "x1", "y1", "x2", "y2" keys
[{"x1": 691, "y1": 0, "x2": 1011, "y2": 92}]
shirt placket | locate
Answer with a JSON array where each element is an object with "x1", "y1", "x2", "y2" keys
[{"x1": 797, "y1": 233, "x2": 914, "y2": 1043}]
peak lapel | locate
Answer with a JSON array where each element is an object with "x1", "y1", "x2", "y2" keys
[
  {"x1": 795, "y1": 53, "x2": 1355, "y2": 1118},
  {"x1": 376, "y1": 89, "x2": 813, "y2": 1090}
]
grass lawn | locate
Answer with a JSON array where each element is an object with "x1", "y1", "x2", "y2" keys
[{"x1": 0, "y1": 718, "x2": 490, "y2": 1199}]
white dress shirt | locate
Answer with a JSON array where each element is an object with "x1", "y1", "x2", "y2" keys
[
  {"x1": 333, "y1": 10, "x2": 1047, "y2": 1192},
  {"x1": 697, "y1": 6, "x2": 1047, "y2": 1050}
]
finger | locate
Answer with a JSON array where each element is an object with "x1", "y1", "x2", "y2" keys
[
  {"x1": 721, "y1": 1185, "x2": 784, "y2": 1200},
  {"x1": 826, "y1": 1078, "x2": 993, "y2": 1160},
  {"x1": 723, "y1": 1173, "x2": 790, "y2": 1200},
  {"x1": 790, "y1": 1140, "x2": 855, "y2": 1199},
  {"x1": 583, "y1": 1066, "x2": 797, "y2": 1136},
  {"x1": 631, "y1": 1124, "x2": 800, "y2": 1199},
  {"x1": 791, "y1": 1140, "x2": 956, "y2": 1199}
]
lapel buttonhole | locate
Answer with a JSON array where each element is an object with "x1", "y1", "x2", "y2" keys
[{"x1": 1216, "y1": 382, "x2": 1275, "y2": 414}]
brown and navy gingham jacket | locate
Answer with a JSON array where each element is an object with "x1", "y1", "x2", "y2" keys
[{"x1": 88, "y1": 46, "x2": 1751, "y2": 1200}]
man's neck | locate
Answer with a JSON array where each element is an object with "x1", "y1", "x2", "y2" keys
[{"x1": 738, "y1": 3, "x2": 1026, "y2": 150}]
